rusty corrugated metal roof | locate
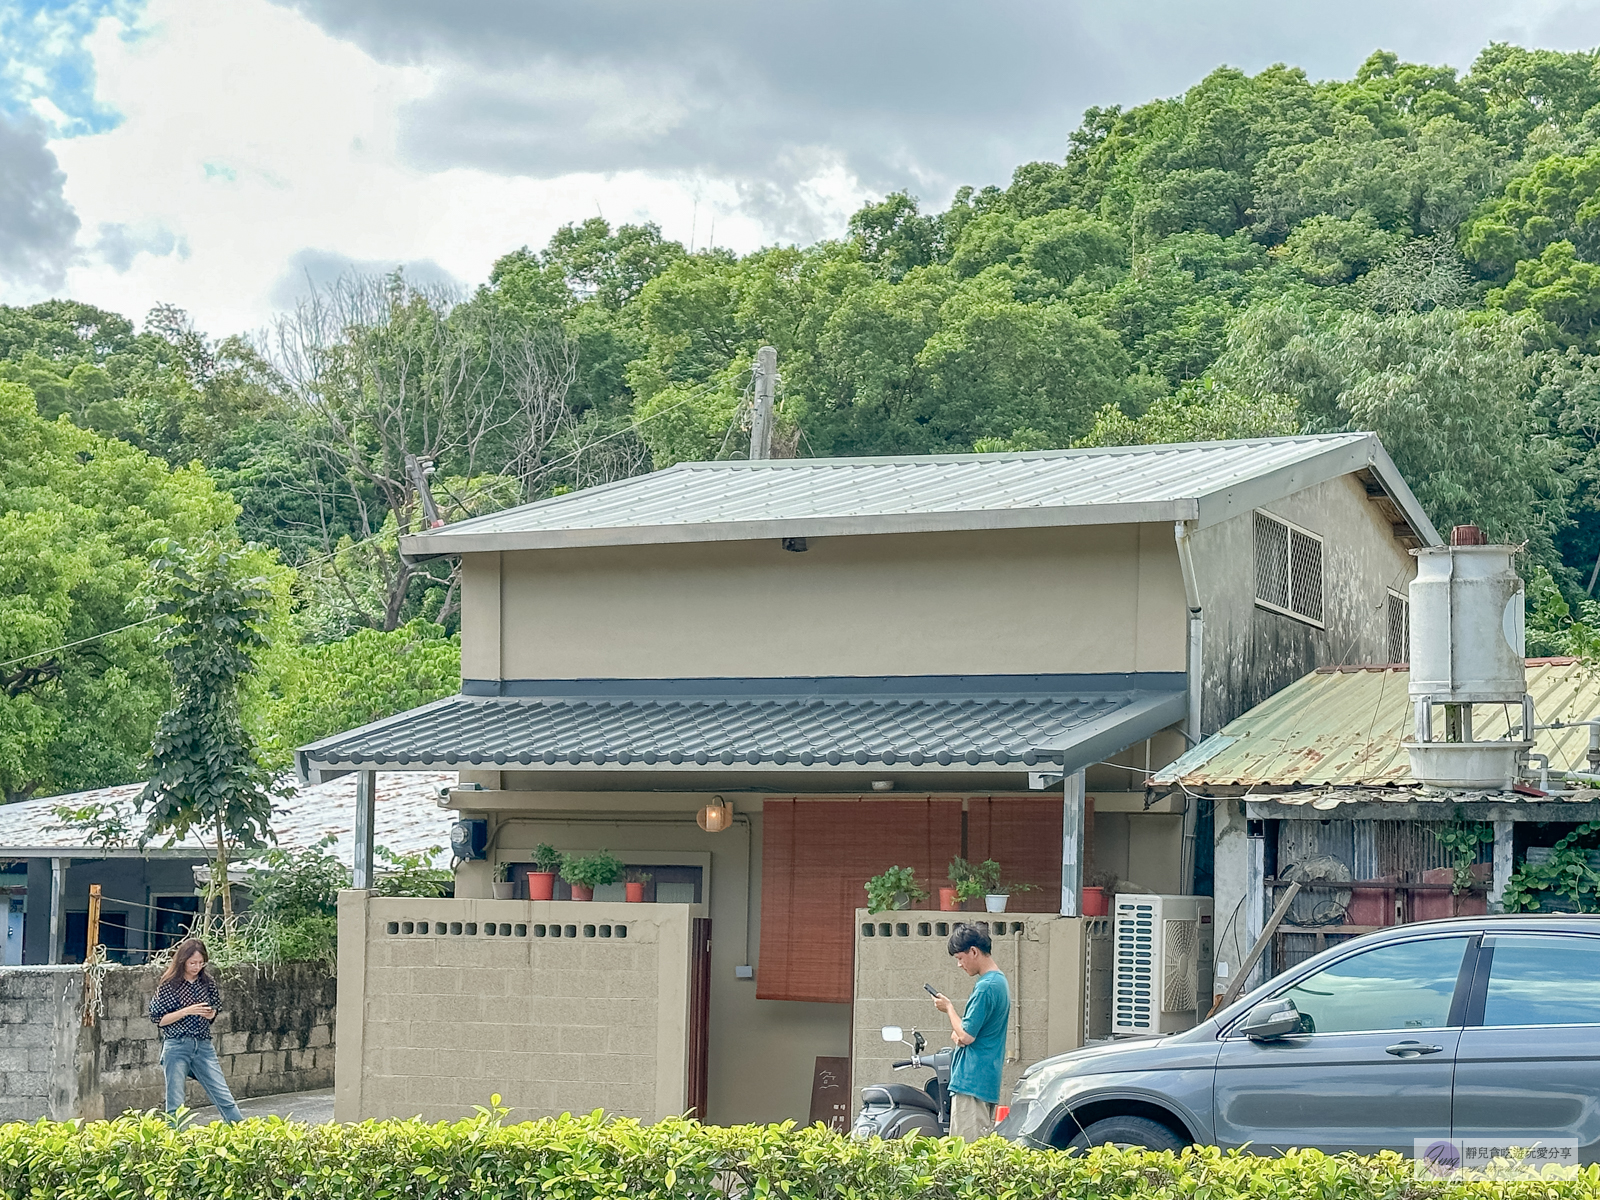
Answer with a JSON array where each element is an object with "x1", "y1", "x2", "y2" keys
[{"x1": 1156, "y1": 658, "x2": 1600, "y2": 788}]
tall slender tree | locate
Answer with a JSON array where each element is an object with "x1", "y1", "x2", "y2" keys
[{"x1": 139, "y1": 543, "x2": 280, "y2": 924}]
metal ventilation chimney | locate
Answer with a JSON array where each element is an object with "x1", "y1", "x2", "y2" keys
[{"x1": 1404, "y1": 525, "x2": 1531, "y2": 789}]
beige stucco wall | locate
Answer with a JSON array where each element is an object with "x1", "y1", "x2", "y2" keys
[
  {"x1": 334, "y1": 893, "x2": 691, "y2": 1123},
  {"x1": 851, "y1": 913, "x2": 1109, "y2": 1116},
  {"x1": 451, "y1": 792, "x2": 851, "y2": 1127},
  {"x1": 460, "y1": 524, "x2": 1188, "y2": 682}
]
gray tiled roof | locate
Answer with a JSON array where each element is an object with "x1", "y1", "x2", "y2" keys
[
  {"x1": 0, "y1": 772, "x2": 455, "y2": 861},
  {"x1": 296, "y1": 677, "x2": 1186, "y2": 778},
  {"x1": 399, "y1": 433, "x2": 1439, "y2": 554}
]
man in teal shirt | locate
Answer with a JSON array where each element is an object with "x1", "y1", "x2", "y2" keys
[{"x1": 933, "y1": 921, "x2": 1010, "y2": 1140}]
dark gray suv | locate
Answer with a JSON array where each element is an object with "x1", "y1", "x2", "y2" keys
[{"x1": 996, "y1": 915, "x2": 1600, "y2": 1157}]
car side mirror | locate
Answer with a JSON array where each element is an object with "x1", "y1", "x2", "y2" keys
[
  {"x1": 881, "y1": 1026, "x2": 903, "y2": 1043},
  {"x1": 1242, "y1": 998, "x2": 1303, "y2": 1042}
]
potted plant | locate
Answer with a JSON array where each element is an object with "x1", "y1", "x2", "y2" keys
[
  {"x1": 951, "y1": 858, "x2": 991, "y2": 910},
  {"x1": 988, "y1": 875, "x2": 1040, "y2": 913},
  {"x1": 865, "y1": 865, "x2": 927, "y2": 914},
  {"x1": 625, "y1": 867, "x2": 652, "y2": 903},
  {"x1": 491, "y1": 861, "x2": 516, "y2": 900},
  {"x1": 943, "y1": 856, "x2": 973, "y2": 911},
  {"x1": 527, "y1": 843, "x2": 562, "y2": 900},
  {"x1": 562, "y1": 850, "x2": 625, "y2": 901}
]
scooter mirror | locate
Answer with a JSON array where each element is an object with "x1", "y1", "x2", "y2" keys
[{"x1": 881, "y1": 1026, "x2": 903, "y2": 1043}]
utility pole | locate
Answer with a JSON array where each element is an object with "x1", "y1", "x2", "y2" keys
[
  {"x1": 404, "y1": 453, "x2": 445, "y2": 528},
  {"x1": 749, "y1": 346, "x2": 777, "y2": 461}
]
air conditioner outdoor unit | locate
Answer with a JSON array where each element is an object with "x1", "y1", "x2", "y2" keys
[{"x1": 1112, "y1": 894, "x2": 1214, "y2": 1037}]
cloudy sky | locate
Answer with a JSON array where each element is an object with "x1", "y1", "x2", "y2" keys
[{"x1": 5, "y1": 0, "x2": 1600, "y2": 337}]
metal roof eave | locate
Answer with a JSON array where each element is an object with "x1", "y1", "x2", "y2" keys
[
  {"x1": 1191, "y1": 434, "x2": 1439, "y2": 544},
  {"x1": 397, "y1": 498, "x2": 1201, "y2": 558},
  {"x1": 295, "y1": 689, "x2": 1188, "y2": 781}
]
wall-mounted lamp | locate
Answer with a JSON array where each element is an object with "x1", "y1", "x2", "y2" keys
[{"x1": 697, "y1": 795, "x2": 733, "y2": 833}]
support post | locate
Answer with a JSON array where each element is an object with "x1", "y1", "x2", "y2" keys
[
  {"x1": 1490, "y1": 819, "x2": 1514, "y2": 912},
  {"x1": 48, "y1": 858, "x2": 63, "y2": 965},
  {"x1": 1060, "y1": 770, "x2": 1085, "y2": 917},
  {"x1": 353, "y1": 771, "x2": 376, "y2": 890},
  {"x1": 749, "y1": 345, "x2": 777, "y2": 461}
]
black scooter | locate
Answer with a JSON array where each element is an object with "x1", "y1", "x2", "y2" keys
[{"x1": 851, "y1": 1025, "x2": 952, "y2": 1139}]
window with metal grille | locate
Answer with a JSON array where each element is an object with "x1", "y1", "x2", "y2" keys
[
  {"x1": 1387, "y1": 590, "x2": 1409, "y2": 664},
  {"x1": 1253, "y1": 510, "x2": 1324, "y2": 627}
]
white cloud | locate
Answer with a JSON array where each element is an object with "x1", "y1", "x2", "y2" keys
[{"x1": 38, "y1": 0, "x2": 855, "y2": 335}]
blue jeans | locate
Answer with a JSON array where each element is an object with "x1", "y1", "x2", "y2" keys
[{"x1": 161, "y1": 1036, "x2": 244, "y2": 1122}]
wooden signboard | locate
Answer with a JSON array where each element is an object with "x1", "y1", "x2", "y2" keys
[{"x1": 808, "y1": 1056, "x2": 851, "y2": 1131}]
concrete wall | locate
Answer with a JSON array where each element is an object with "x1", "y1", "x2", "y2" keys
[
  {"x1": 460, "y1": 797, "x2": 849, "y2": 1128},
  {"x1": 0, "y1": 961, "x2": 335, "y2": 1120},
  {"x1": 1191, "y1": 473, "x2": 1417, "y2": 737},
  {"x1": 462, "y1": 524, "x2": 1189, "y2": 682},
  {"x1": 851, "y1": 913, "x2": 1110, "y2": 1115},
  {"x1": 336, "y1": 893, "x2": 693, "y2": 1123}
]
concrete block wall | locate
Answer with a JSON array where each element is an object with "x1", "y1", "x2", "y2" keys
[
  {"x1": 0, "y1": 967, "x2": 86, "y2": 1122},
  {"x1": 0, "y1": 961, "x2": 335, "y2": 1121},
  {"x1": 336, "y1": 893, "x2": 693, "y2": 1123},
  {"x1": 88, "y1": 961, "x2": 336, "y2": 1118},
  {"x1": 851, "y1": 912, "x2": 1109, "y2": 1115}
]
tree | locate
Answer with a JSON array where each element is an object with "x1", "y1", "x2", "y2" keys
[
  {"x1": 1076, "y1": 378, "x2": 1300, "y2": 447},
  {"x1": 1215, "y1": 303, "x2": 1567, "y2": 561},
  {"x1": 0, "y1": 381, "x2": 239, "y2": 801},
  {"x1": 139, "y1": 544, "x2": 283, "y2": 923},
  {"x1": 251, "y1": 619, "x2": 460, "y2": 767}
]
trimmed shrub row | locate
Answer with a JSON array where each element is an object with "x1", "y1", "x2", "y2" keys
[{"x1": 1, "y1": 1108, "x2": 1595, "y2": 1200}]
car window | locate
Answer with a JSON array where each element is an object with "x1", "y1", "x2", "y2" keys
[
  {"x1": 1274, "y1": 936, "x2": 1469, "y2": 1035},
  {"x1": 1482, "y1": 935, "x2": 1600, "y2": 1027}
]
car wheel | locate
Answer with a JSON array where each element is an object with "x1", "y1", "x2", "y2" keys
[{"x1": 1065, "y1": 1114, "x2": 1188, "y2": 1153}]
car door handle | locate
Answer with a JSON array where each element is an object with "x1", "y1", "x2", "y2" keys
[{"x1": 1385, "y1": 1041, "x2": 1445, "y2": 1057}]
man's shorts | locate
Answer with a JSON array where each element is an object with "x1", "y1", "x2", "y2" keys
[{"x1": 950, "y1": 1091, "x2": 996, "y2": 1140}]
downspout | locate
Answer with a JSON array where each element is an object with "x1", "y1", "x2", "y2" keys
[
  {"x1": 1173, "y1": 521, "x2": 1203, "y2": 741},
  {"x1": 1174, "y1": 521, "x2": 1204, "y2": 894}
]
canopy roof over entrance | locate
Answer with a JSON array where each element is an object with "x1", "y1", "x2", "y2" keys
[{"x1": 296, "y1": 673, "x2": 1186, "y2": 788}]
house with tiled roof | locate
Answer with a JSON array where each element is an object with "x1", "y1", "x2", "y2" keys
[
  {"x1": 297, "y1": 433, "x2": 1438, "y2": 1126},
  {"x1": 0, "y1": 772, "x2": 454, "y2": 966}
]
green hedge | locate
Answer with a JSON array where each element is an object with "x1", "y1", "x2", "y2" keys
[{"x1": 2, "y1": 1109, "x2": 1596, "y2": 1200}]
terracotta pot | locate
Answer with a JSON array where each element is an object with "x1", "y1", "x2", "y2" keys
[
  {"x1": 569, "y1": 882, "x2": 594, "y2": 901},
  {"x1": 1081, "y1": 886, "x2": 1109, "y2": 917},
  {"x1": 625, "y1": 881, "x2": 645, "y2": 903},
  {"x1": 938, "y1": 887, "x2": 960, "y2": 912},
  {"x1": 526, "y1": 871, "x2": 556, "y2": 901}
]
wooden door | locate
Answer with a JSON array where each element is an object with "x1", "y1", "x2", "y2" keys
[{"x1": 686, "y1": 917, "x2": 712, "y2": 1119}]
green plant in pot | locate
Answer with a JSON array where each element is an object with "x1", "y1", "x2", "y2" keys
[
  {"x1": 945, "y1": 856, "x2": 981, "y2": 910},
  {"x1": 562, "y1": 850, "x2": 625, "y2": 901},
  {"x1": 625, "y1": 867, "x2": 652, "y2": 903},
  {"x1": 865, "y1": 865, "x2": 927, "y2": 914},
  {"x1": 492, "y1": 860, "x2": 515, "y2": 900},
  {"x1": 527, "y1": 843, "x2": 562, "y2": 901}
]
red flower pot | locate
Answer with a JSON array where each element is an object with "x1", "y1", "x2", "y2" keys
[
  {"x1": 938, "y1": 887, "x2": 960, "y2": 912},
  {"x1": 569, "y1": 883, "x2": 594, "y2": 901},
  {"x1": 625, "y1": 882, "x2": 645, "y2": 903},
  {"x1": 1081, "y1": 886, "x2": 1109, "y2": 917},
  {"x1": 527, "y1": 871, "x2": 556, "y2": 901}
]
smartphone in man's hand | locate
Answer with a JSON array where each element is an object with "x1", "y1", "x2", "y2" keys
[{"x1": 924, "y1": 983, "x2": 940, "y2": 997}]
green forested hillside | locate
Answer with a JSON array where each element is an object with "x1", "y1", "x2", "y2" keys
[{"x1": 10, "y1": 42, "x2": 1600, "y2": 797}]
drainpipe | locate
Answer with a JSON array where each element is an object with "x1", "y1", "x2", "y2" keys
[{"x1": 1174, "y1": 521, "x2": 1204, "y2": 893}]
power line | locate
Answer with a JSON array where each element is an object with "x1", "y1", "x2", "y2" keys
[{"x1": 0, "y1": 615, "x2": 163, "y2": 672}]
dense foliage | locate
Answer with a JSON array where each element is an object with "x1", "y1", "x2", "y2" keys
[
  {"x1": 21, "y1": 40, "x2": 1600, "y2": 796},
  {"x1": 1, "y1": 1111, "x2": 1594, "y2": 1199}
]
